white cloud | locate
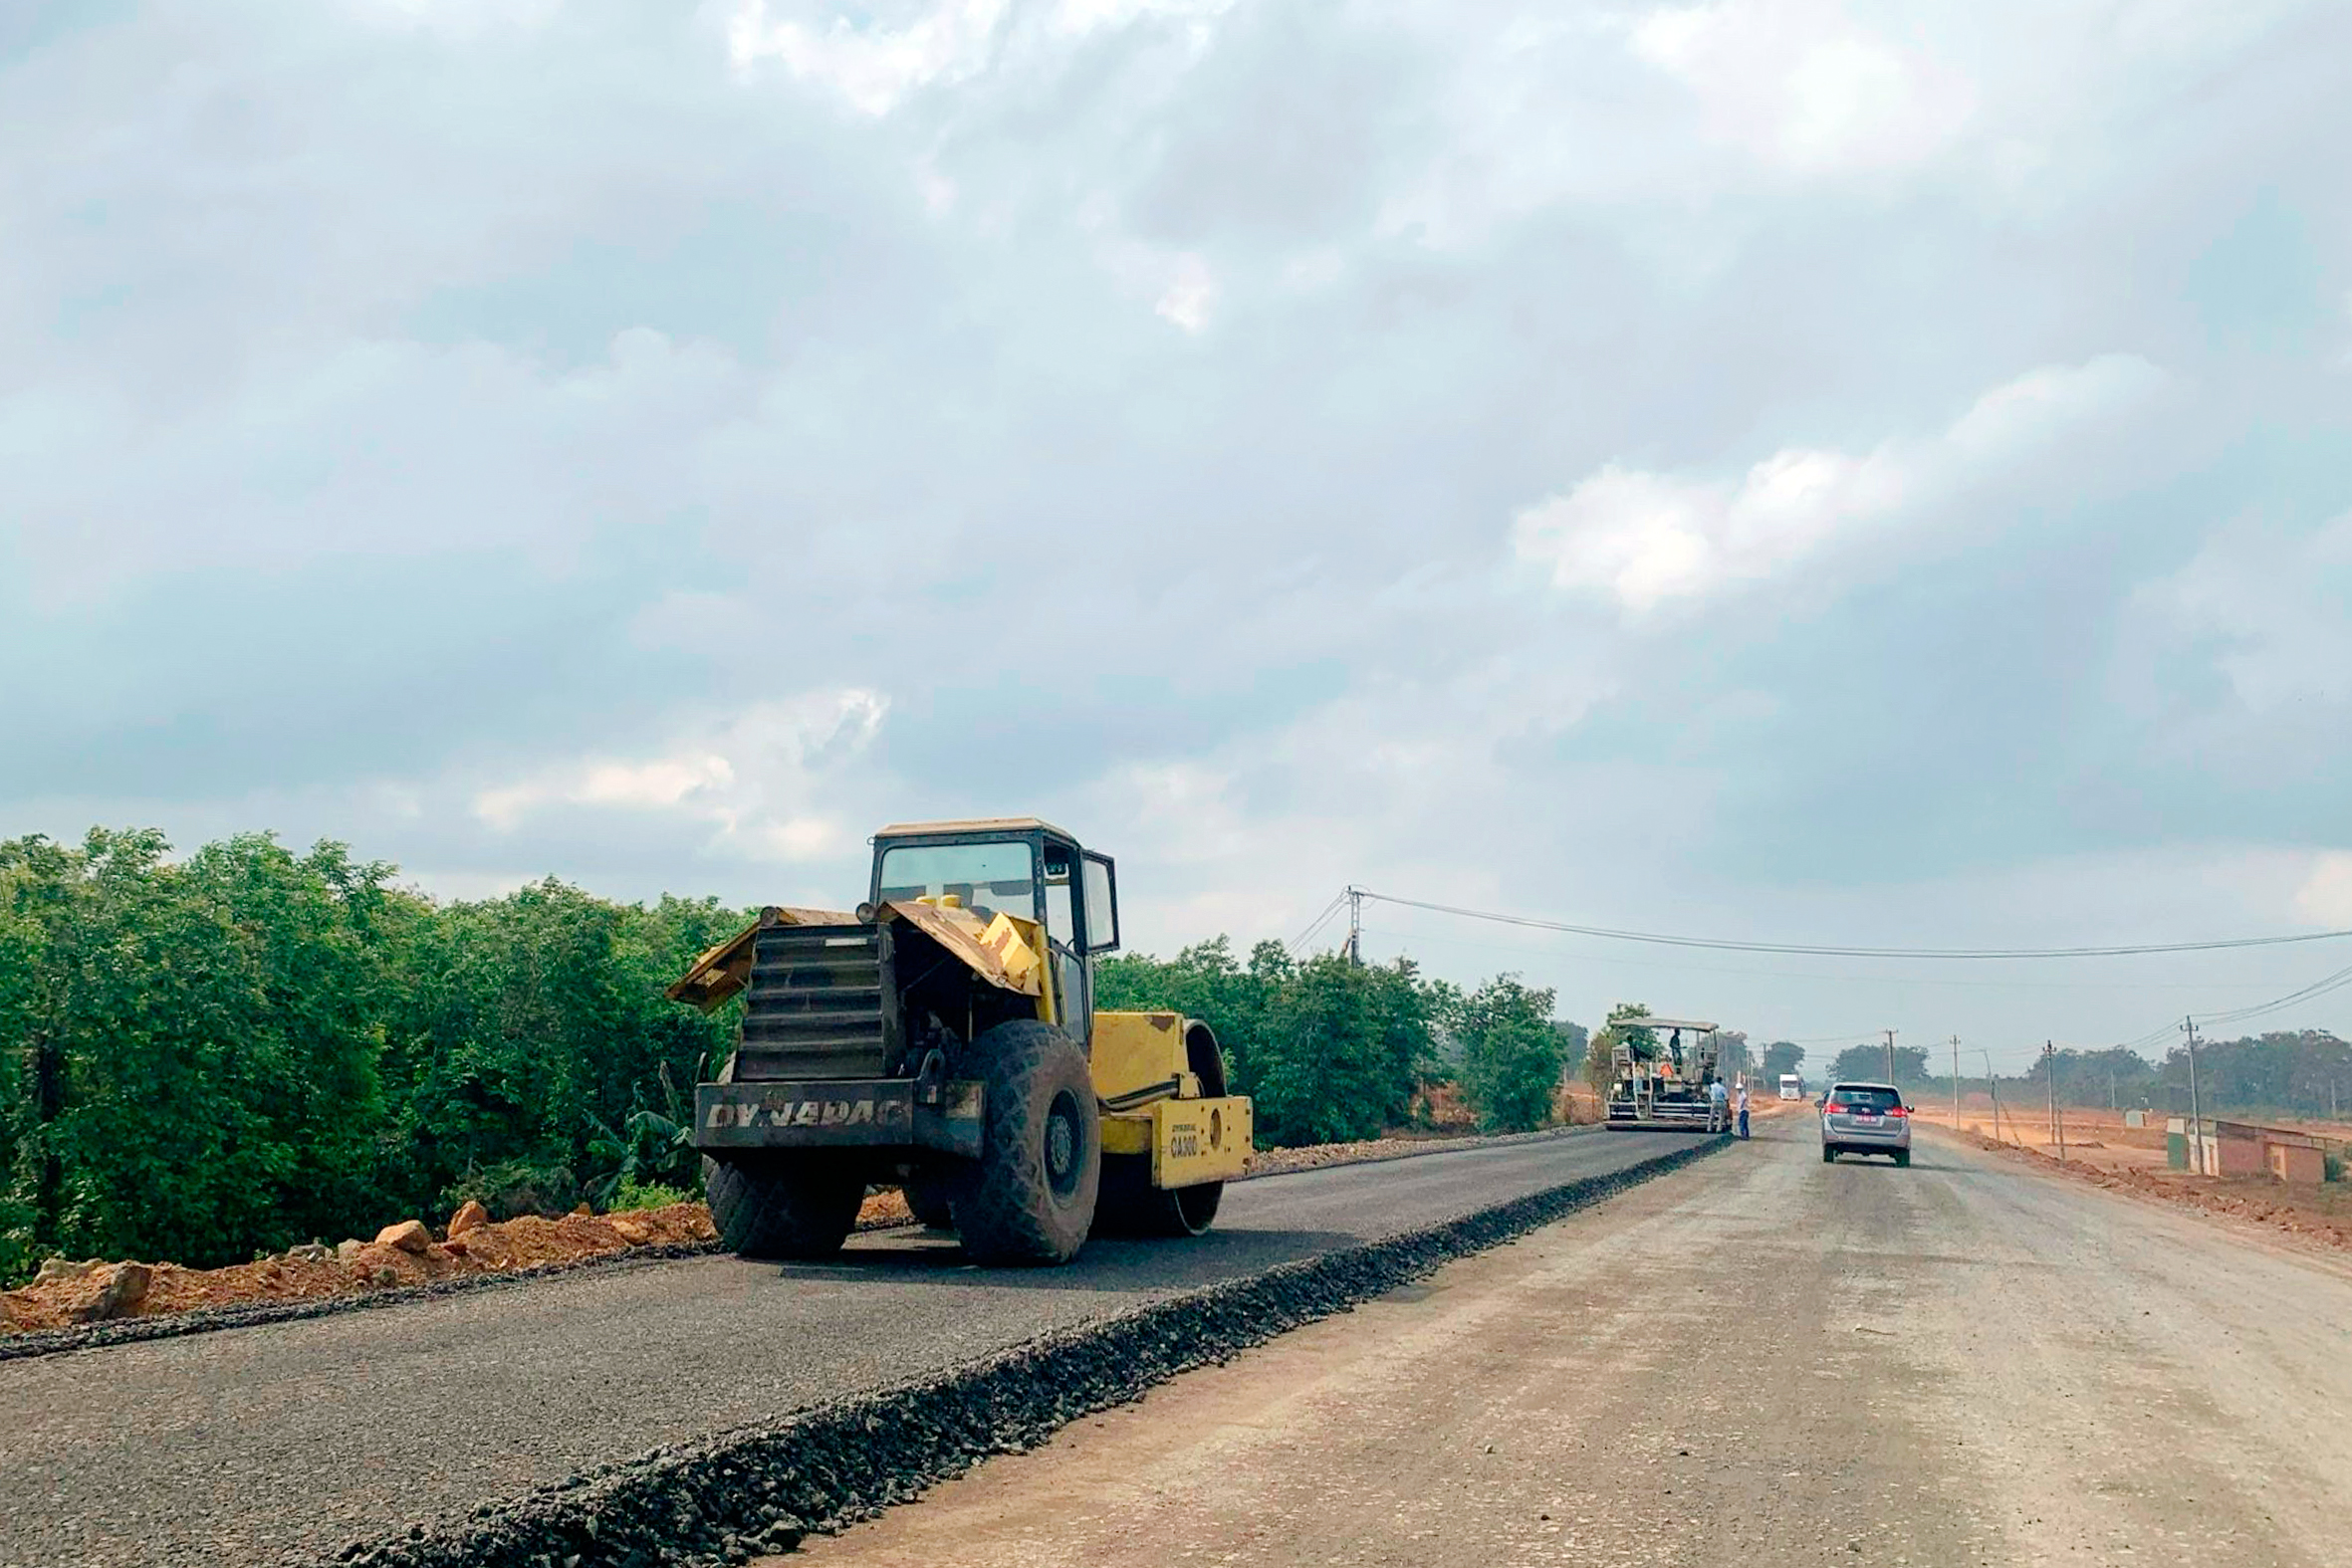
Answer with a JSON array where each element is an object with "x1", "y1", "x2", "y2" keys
[
  {"x1": 2297, "y1": 852, "x2": 2352, "y2": 928},
  {"x1": 471, "y1": 690, "x2": 888, "y2": 862},
  {"x1": 1049, "y1": 0, "x2": 1237, "y2": 38},
  {"x1": 728, "y1": 0, "x2": 1010, "y2": 115},
  {"x1": 1628, "y1": 0, "x2": 1979, "y2": 175},
  {"x1": 342, "y1": 0, "x2": 567, "y2": 34},
  {"x1": 1154, "y1": 253, "x2": 1217, "y2": 333},
  {"x1": 1514, "y1": 354, "x2": 2169, "y2": 613},
  {"x1": 3, "y1": 329, "x2": 751, "y2": 603},
  {"x1": 2129, "y1": 510, "x2": 2352, "y2": 715}
]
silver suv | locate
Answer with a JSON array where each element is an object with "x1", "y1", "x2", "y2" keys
[{"x1": 1820, "y1": 1081, "x2": 1911, "y2": 1166}]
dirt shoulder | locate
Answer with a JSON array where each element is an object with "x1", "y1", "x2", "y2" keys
[
  {"x1": 1915, "y1": 1118, "x2": 2352, "y2": 1256},
  {"x1": 789, "y1": 1123, "x2": 2352, "y2": 1568}
]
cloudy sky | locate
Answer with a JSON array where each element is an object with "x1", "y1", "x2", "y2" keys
[{"x1": 6, "y1": 0, "x2": 2350, "y2": 1067}]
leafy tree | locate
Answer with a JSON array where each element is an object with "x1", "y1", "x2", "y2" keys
[
  {"x1": 1453, "y1": 976, "x2": 1565, "y2": 1133},
  {"x1": 1828, "y1": 1043, "x2": 1931, "y2": 1085},
  {"x1": 0, "y1": 829, "x2": 398, "y2": 1270},
  {"x1": 0, "y1": 827, "x2": 748, "y2": 1283},
  {"x1": 2156, "y1": 1030, "x2": 2350, "y2": 1118},
  {"x1": 1586, "y1": 1002, "x2": 1656, "y2": 1087},
  {"x1": 1760, "y1": 1041, "x2": 1805, "y2": 1083},
  {"x1": 1715, "y1": 1029, "x2": 1753, "y2": 1081},
  {"x1": 1097, "y1": 939, "x2": 1438, "y2": 1148}
]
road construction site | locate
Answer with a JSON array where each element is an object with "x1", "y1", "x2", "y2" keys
[
  {"x1": 790, "y1": 1116, "x2": 2352, "y2": 1568},
  {"x1": 0, "y1": 1126, "x2": 1710, "y2": 1568}
]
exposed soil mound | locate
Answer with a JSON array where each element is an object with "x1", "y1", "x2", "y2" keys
[{"x1": 0, "y1": 1202, "x2": 716, "y2": 1334}]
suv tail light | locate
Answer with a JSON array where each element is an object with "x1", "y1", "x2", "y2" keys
[
  {"x1": 1885, "y1": 1105, "x2": 1909, "y2": 1118},
  {"x1": 1824, "y1": 1101, "x2": 1848, "y2": 1113}
]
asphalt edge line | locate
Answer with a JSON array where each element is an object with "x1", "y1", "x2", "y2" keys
[
  {"x1": 1234, "y1": 1121, "x2": 1608, "y2": 1185},
  {"x1": 0, "y1": 1125, "x2": 1612, "y2": 1365},
  {"x1": 304, "y1": 1134, "x2": 1730, "y2": 1568}
]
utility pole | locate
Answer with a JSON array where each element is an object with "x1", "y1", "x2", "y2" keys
[
  {"x1": 1981, "y1": 1049, "x2": 2011, "y2": 1145},
  {"x1": 2182, "y1": 1016, "x2": 2204, "y2": 1177},
  {"x1": 1951, "y1": 1034, "x2": 1962, "y2": 1134},
  {"x1": 2044, "y1": 1040, "x2": 2058, "y2": 1154},
  {"x1": 1344, "y1": 886, "x2": 1363, "y2": 966},
  {"x1": 1883, "y1": 1027, "x2": 1899, "y2": 1085}
]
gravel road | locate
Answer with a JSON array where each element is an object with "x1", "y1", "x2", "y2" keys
[
  {"x1": 795, "y1": 1117, "x2": 2352, "y2": 1567},
  {"x1": 0, "y1": 1127, "x2": 1696, "y2": 1568}
]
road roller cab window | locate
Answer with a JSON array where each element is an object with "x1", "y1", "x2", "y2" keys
[{"x1": 876, "y1": 839, "x2": 1040, "y2": 922}]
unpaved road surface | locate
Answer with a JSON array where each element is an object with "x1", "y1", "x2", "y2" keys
[
  {"x1": 797, "y1": 1122, "x2": 2352, "y2": 1568},
  {"x1": 0, "y1": 1128, "x2": 1694, "y2": 1568}
]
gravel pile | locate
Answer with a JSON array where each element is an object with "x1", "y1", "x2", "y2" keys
[{"x1": 302, "y1": 1135, "x2": 1726, "y2": 1568}]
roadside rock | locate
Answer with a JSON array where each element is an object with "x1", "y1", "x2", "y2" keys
[
  {"x1": 336, "y1": 1239, "x2": 364, "y2": 1261},
  {"x1": 374, "y1": 1221, "x2": 431, "y2": 1254},
  {"x1": 74, "y1": 1262, "x2": 152, "y2": 1324},
  {"x1": 447, "y1": 1201, "x2": 490, "y2": 1238},
  {"x1": 287, "y1": 1243, "x2": 332, "y2": 1264},
  {"x1": 442, "y1": 1235, "x2": 470, "y2": 1257},
  {"x1": 34, "y1": 1257, "x2": 107, "y2": 1288}
]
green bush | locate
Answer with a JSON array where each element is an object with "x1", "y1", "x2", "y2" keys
[
  {"x1": 1456, "y1": 976, "x2": 1566, "y2": 1134},
  {"x1": 1097, "y1": 940, "x2": 1441, "y2": 1148},
  {"x1": 2326, "y1": 1152, "x2": 2344, "y2": 1184},
  {"x1": 609, "y1": 1179, "x2": 695, "y2": 1213},
  {"x1": 439, "y1": 1160, "x2": 583, "y2": 1222},
  {"x1": 0, "y1": 826, "x2": 748, "y2": 1271}
]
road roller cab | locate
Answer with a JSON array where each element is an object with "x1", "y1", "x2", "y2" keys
[{"x1": 669, "y1": 818, "x2": 1253, "y2": 1265}]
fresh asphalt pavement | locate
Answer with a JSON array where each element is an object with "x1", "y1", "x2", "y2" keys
[
  {"x1": 0, "y1": 1128, "x2": 1701, "y2": 1568},
  {"x1": 792, "y1": 1115, "x2": 2352, "y2": 1568}
]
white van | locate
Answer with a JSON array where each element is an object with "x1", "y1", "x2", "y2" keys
[{"x1": 1778, "y1": 1073, "x2": 1803, "y2": 1101}]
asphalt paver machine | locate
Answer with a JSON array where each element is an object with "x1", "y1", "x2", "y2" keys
[{"x1": 1604, "y1": 1015, "x2": 1725, "y2": 1131}]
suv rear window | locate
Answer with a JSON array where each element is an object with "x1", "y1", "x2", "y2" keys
[{"x1": 1831, "y1": 1086, "x2": 1900, "y2": 1110}]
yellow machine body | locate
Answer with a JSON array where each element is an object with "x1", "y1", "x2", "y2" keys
[{"x1": 1089, "y1": 1008, "x2": 1253, "y2": 1187}]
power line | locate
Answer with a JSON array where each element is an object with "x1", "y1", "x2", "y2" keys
[
  {"x1": 2188, "y1": 960, "x2": 2352, "y2": 1029},
  {"x1": 1286, "y1": 892, "x2": 1348, "y2": 957},
  {"x1": 1352, "y1": 889, "x2": 2352, "y2": 961},
  {"x1": 2112, "y1": 958, "x2": 2352, "y2": 1053},
  {"x1": 1349, "y1": 921, "x2": 2293, "y2": 992}
]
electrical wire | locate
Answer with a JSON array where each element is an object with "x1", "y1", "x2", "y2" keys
[
  {"x1": 2188, "y1": 960, "x2": 2352, "y2": 1030},
  {"x1": 1354, "y1": 889, "x2": 2352, "y2": 961},
  {"x1": 1286, "y1": 892, "x2": 1348, "y2": 957},
  {"x1": 1350, "y1": 921, "x2": 2292, "y2": 993}
]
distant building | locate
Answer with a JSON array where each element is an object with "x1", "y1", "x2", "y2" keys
[{"x1": 2167, "y1": 1117, "x2": 2328, "y2": 1184}]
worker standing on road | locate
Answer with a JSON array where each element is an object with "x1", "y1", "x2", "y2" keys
[
  {"x1": 1736, "y1": 1082, "x2": 1751, "y2": 1140},
  {"x1": 1708, "y1": 1076, "x2": 1729, "y2": 1133}
]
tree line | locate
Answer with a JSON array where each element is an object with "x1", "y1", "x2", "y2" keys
[
  {"x1": 2, "y1": 829, "x2": 1585, "y2": 1286},
  {"x1": 0, "y1": 829, "x2": 744, "y2": 1286},
  {"x1": 1752, "y1": 1035, "x2": 2352, "y2": 1119},
  {"x1": 1093, "y1": 937, "x2": 1576, "y2": 1147}
]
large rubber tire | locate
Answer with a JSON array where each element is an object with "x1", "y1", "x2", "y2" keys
[
  {"x1": 950, "y1": 1020, "x2": 1100, "y2": 1265},
  {"x1": 1821, "y1": 1146, "x2": 1837, "y2": 1163},
  {"x1": 703, "y1": 1155, "x2": 864, "y2": 1260},
  {"x1": 1091, "y1": 1153, "x2": 1222, "y2": 1237},
  {"x1": 1894, "y1": 1149, "x2": 1911, "y2": 1168},
  {"x1": 901, "y1": 1169, "x2": 957, "y2": 1229}
]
